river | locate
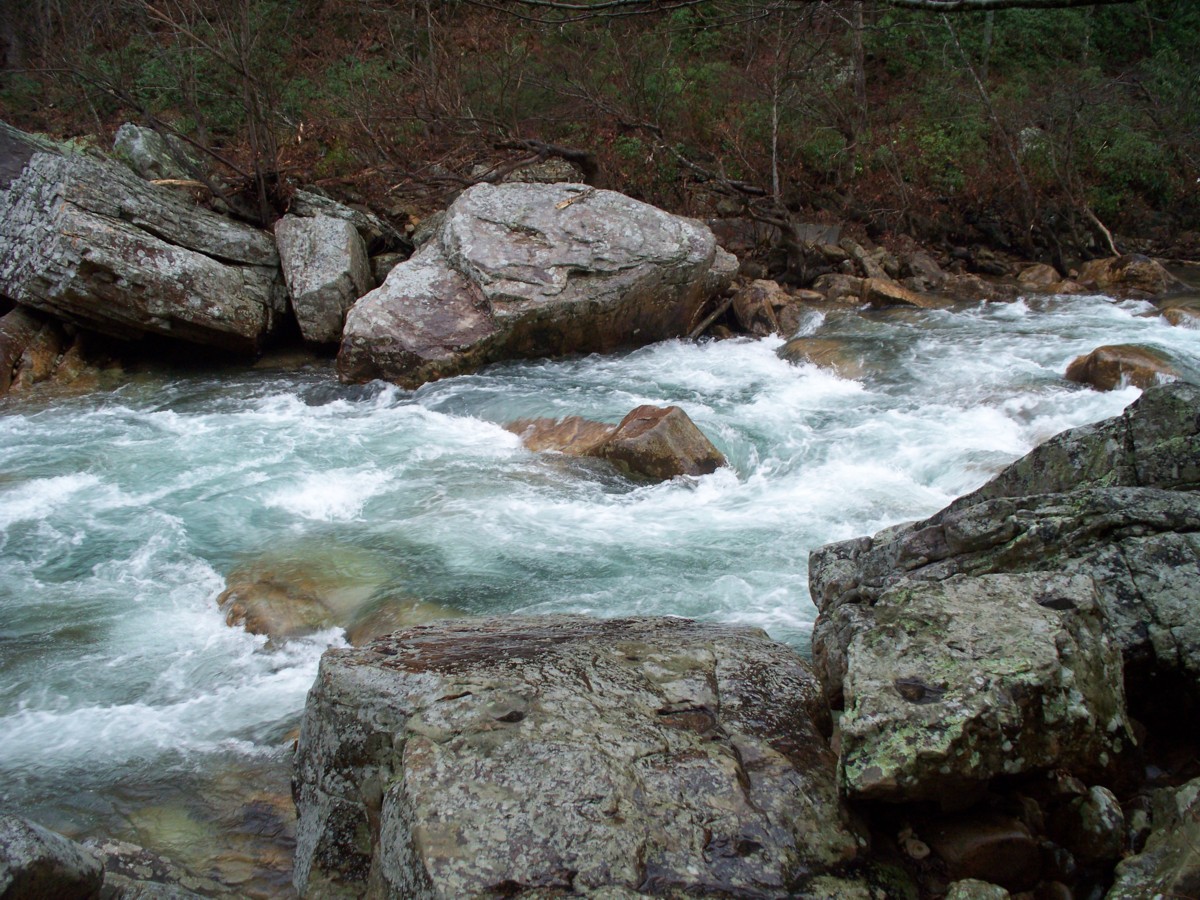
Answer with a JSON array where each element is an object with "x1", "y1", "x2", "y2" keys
[{"x1": 1, "y1": 292, "x2": 1197, "y2": 894}]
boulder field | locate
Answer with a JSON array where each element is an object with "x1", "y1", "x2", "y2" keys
[{"x1": 285, "y1": 383, "x2": 1200, "y2": 898}]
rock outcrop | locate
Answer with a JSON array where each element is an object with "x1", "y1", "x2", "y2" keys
[
  {"x1": 1107, "y1": 777, "x2": 1200, "y2": 899},
  {"x1": 0, "y1": 813, "x2": 104, "y2": 899},
  {"x1": 292, "y1": 615, "x2": 862, "y2": 898},
  {"x1": 0, "y1": 122, "x2": 285, "y2": 354},
  {"x1": 809, "y1": 383, "x2": 1200, "y2": 803},
  {"x1": 337, "y1": 183, "x2": 737, "y2": 387},
  {"x1": 507, "y1": 404, "x2": 727, "y2": 481},
  {"x1": 275, "y1": 214, "x2": 373, "y2": 344}
]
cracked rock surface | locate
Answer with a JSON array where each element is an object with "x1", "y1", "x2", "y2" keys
[
  {"x1": 292, "y1": 615, "x2": 861, "y2": 899},
  {"x1": 809, "y1": 383, "x2": 1200, "y2": 802},
  {"x1": 275, "y1": 214, "x2": 373, "y2": 344},
  {"x1": 0, "y1": 122, "x2": 285, "y2": 354},
  {"x1": 337, "y1": 182, "x2": 737, "y2": 388}
]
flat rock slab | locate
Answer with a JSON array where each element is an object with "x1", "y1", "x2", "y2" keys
[
  {"x1": 293, "y1": 615, "x2": 862, "y2": 899},
  {"x1": 338, "y1": 183, "x2": 736, "y2": 387},
  {"x1": 0, "y1": 122, "x2": 284, "y2": 354}
]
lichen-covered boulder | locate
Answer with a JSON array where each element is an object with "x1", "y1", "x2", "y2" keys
[
  {"x1": 810, "y1": 383, "x2": 1200, "y2": 801},
  {"x1": 337, "y1": 183, "x2": 737, "y2": 387},
  {"x1": 0, "y1": 122, "x2": 285, "y2": 354},
  {"x1": 1065, "y1": 344, "x2": 1181, "y2": 391},
  {"x1": 507, "y1": 405, "x2": 727, "y2": 482},
  {"x1": 112, "y1": 122, "x2": 198, "y2": 182},
  {"x1": 292, "y1": 615, "x2": 862, "y2": 898},
  {"x1": 829, "y1": 573, "x2": 1129, "y2": 801},
  {"x1": 0, "y1": 813, "x2": 103, "y2": 899},
  {"x1": 275, "y1": 214, "x2": 373, "y2": 344},
  {"x1": 1106, "y1": 777, "x2": 1200, "y2": 899}
]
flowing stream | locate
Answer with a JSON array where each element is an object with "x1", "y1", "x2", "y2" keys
[{"x1": 2, "y1": 292, "x2": 1199, "y2": 894}]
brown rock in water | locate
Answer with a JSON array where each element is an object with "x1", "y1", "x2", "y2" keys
[
  {"x1": 861, "y1": 276, "x2": 952, "y2": 310},
  {"x1": 731, "y1": 279, "x2": 794, "y2": 336},
  {"x1": 925, "y1": 814, "x2": 1041, "y2": 892},
  {"x1": 292, "y1": 615, "x2": 862, "y2": 898},
  {"x1": 215, "y1": 544, "x2": 394, "y2": 641},
  {"x1": 599, "y1": 405, "x2": 727, "y2": 480},
  {"x1": 505, "y1": 415, "x2": 615, "y2": 455},
  {"x1": 1155, "y1": 293, "x2": 1200, "y2": 328},
  {"x1": 777, "y1": 337, "x2": 870, "y2": 380},
  {"x1": 344, "y1": 597, "x2": 464, "y2": 646},
  {"x1": 813, "y1": 273, "x2": 865, "y2": 304},
  {"x1": 509, "y1": 405, "x2": 726, "y2": 482},
  {"x1": 1077, "y1": 254, "x2": 1174, "y2": 296},
  {"x1": 1017, "y1": 263, "x2": 1061, "y2": 288},
  {"x1": 1065, "y1": 344, "x2": 1179, "y2": 391}
]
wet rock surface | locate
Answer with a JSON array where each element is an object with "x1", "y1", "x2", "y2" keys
[
  {"x1": 0, "y1": 123, "x2": 285, "y2": 354},
  {"x1": 1077, "y1": 253, "x2": 1175, "y2": 296},
  {"x1": 337, "y1": 182, "x2": 736, "y2": 387},
  {"x1": 292, "y1": 615, "x2": 862, "y2": 899},
  {"x1": 507, "y1": 404, "x2": 727, "y2": 482},
  {"x1": 1065, "y1": 343, "x2": 1182, "y2": 391}
]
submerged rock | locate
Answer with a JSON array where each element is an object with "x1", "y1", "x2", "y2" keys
[
  {"x1": 777, "y1": 336, "x2": 875, "y2": 380},
  {"x1": 810, "y1": 383, "x2": 1200, "y2": 802},
  {"x1": 275, "y1": 214, "x2": 373, "y2": 344},
  {"x1": 507, "y1": 404, "x2": 726, "y2": 482},
  {"x1": 337, "y1": 182, "x2": 736, "y2": 387},
  {"x1": 83, "y1": 838, "x2": 226, "y2": 898},
  {"x1": 0, "y1": 121, "x2": 285, "y2": 354},
  {"x1": 1065, "y1": 343, "x2": 1181, "y2": 391},
  {"x1": 0, "y1": 813, "x2": 103, "y2": 899},
  {"x1": 292, "y1": 615, "x2": 862, "y2": 898}
]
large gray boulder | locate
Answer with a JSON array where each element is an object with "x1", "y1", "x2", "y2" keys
[
  {"x1": 293, "y1": 615, "x2": 862, "y2": 898},
  {"x1": 1107, "y1": 777, "x2": 1200, "y2": 899},
  {"x1": 337, "y1": 183, "x2": 737, "y2": 388},
  {"x1": 0, "y1": 813, "x2": 103, "y2": 899},
  {"x1": 0, "y1": 122, "x2": 285, "y2": 354},
  {"x1": 275, "y1": 214, "x2": 373, "y2": 344},
  {"x1": 809, "y1": 383, "x2": 1200, "y2": 801}
]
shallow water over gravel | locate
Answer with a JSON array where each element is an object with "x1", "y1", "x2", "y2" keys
[{"x1": 1, "y1": 292, "x2": 1198, "y2": 892}]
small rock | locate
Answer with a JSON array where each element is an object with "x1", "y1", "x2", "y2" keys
[
  {"x1": 1053, "y1": 785, "x2": 1126, "y2": 863},
  {"x1": 903, "y1": 251, "x2": 948, "y2": 290},
  {"x1": 505, "y1": 415, "x2": 616, "y2": 456},
  {"x1": 945, "y1": 878, "x2": 1012, "y2": 900},
  {"x1": 370, "y1": 252, "x2": 406, "y2": 285},
  {"x1": 861, "y1": 276, "x2": 951, "y2": 310},
  {"x1": 925, "y1": 813, "x2": 1041, "y2": 892},
  {"x1": 1077, "y1": 254, "x2": 1174, "y2": 296},
  {"x1": 777, "y1": 337, "x2": 872, "y2": 380},
  {"x1": 813, "y1": 272, "x2": 865, "y2": 304},
  {"x1": 731, "y1": 279, "x2": 794, "y2": 336},
  {"x1": 1017, "y1": 263, "x2": 1060, "y2": 288},
  {"x1": 0, "y1": 813, "x2": 104, "y2": 899},
  {"x1": 1064, "y1": 344, "x2": 1179, "y2": 391},
  {"x1": 509, "y1": 405, "x2": 726, "y2": 482},
  {"x1": 1155, "y1": 292, "x2": 1200, "y2": 328},
  {"x1": 599, "y1": 405, "x2": 727, "y2": 480}
]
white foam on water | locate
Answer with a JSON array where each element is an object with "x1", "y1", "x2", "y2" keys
[
  {"x1": 0, "y1": 473, "x2": 105, "y2": 530},
  {"x1": 264, "y1": 467, "x2": 395, "y2": 522}
]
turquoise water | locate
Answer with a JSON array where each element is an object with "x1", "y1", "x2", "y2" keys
[{"x1": 1, "y1": 293, "x2": 1197, "y2": 892}]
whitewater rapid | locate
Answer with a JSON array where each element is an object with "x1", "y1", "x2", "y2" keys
[{"x1": 1, "y1": 292, "x2": 1197, "y2": 890}]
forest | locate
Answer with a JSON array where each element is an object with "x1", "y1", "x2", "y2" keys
[{"x1": 1, "y1": 0, "x2": 1197, "y2": 270}]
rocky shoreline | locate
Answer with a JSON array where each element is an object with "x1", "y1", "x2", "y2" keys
[{"x1": 2, "y1": 119, "x2": 1199, "y2": 898}]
